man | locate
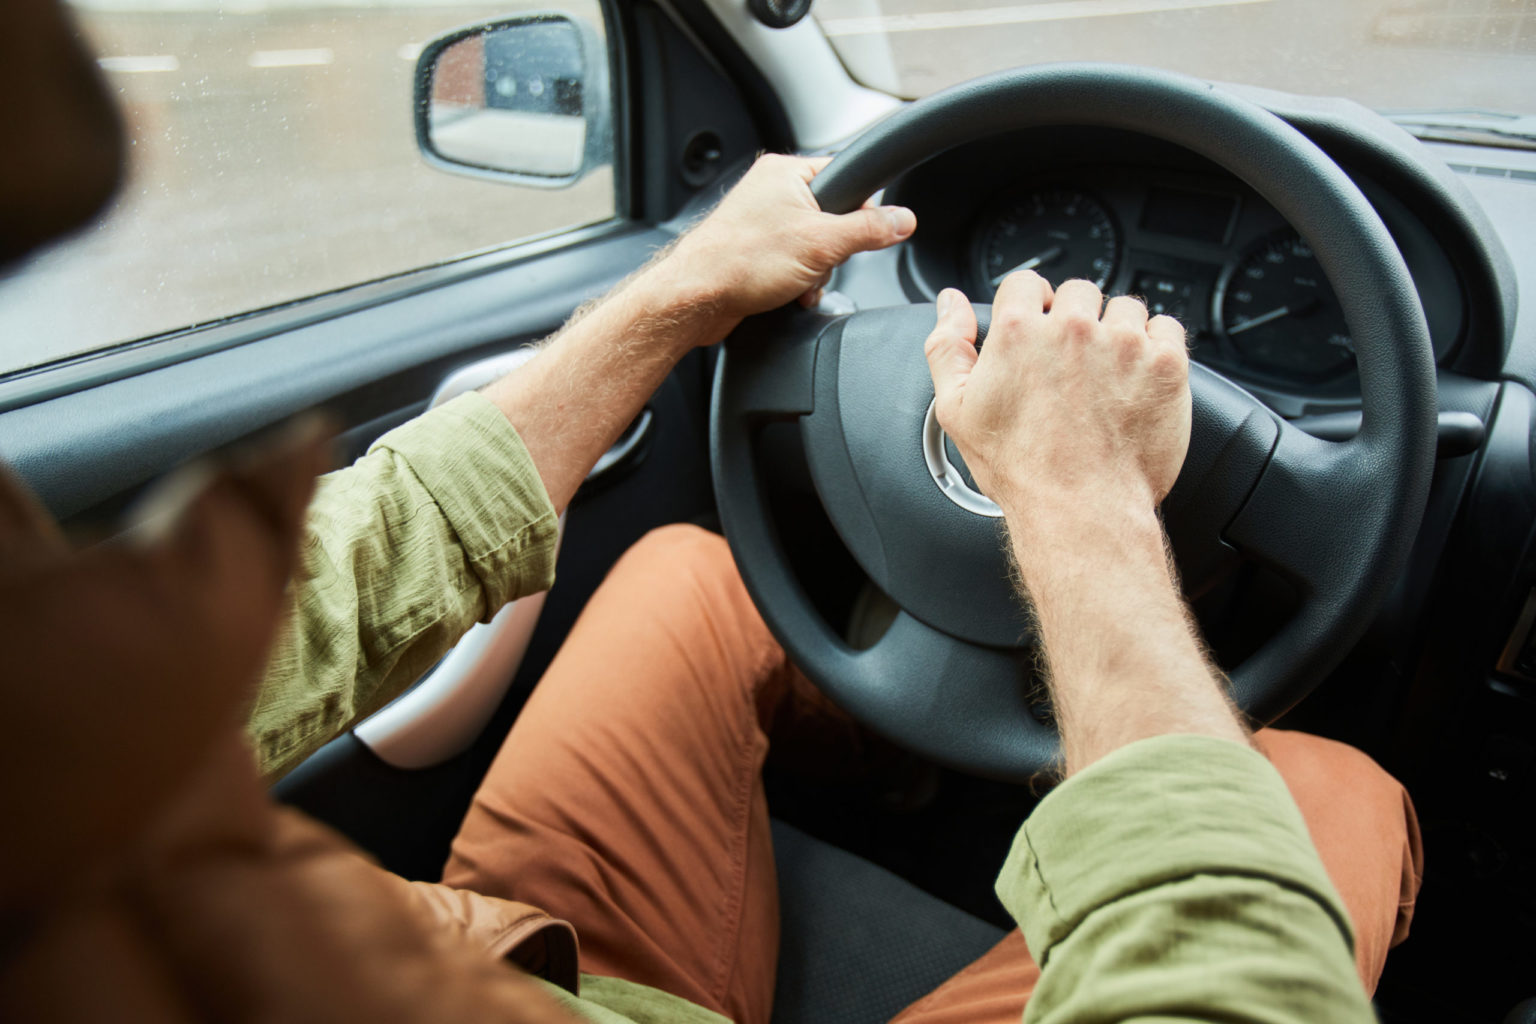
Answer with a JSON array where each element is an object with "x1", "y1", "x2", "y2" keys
[{"x1": 0, "y1": 2, "x2": 1420, "y2": 1021}]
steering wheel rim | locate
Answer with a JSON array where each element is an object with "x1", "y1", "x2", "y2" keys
[{"x1": 711, "y1": 63, "x2": 1437, "y2": 781}]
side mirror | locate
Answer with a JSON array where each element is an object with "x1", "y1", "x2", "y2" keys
[{"x1": 414, "y1": 12, "x2": 611, "y2": 187}]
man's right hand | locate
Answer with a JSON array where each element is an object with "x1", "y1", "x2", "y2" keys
[
  {"x1": 922, "y1": 270, "x2": 1248, "y2": 773},
  {"x1": 921, "y1": 271, "x2": 1191, "y2": 528}
]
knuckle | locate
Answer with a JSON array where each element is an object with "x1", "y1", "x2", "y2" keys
[
  {"x1": 1057, "y1": 310, "x2": 1099, "y2": 341},
  {"x1": 1149, "y1": 314, "x2": 1188, "y2": 343},
  {"x1": 993, "y1": 306, "x2": 1029, "y2": 333},
  {"x1": 1110, "y1": 294, "x2": 1149, "y2": 317},
  {"x1": 924, "y1": 325, "x2": 969, "y2": 357},
  {"x1": 859, "y1": 207, "x2": 888, "y2": 240},
  {"x1": 799, "y1": 236, "x2": 839, "y2": 269},
  {"x1": 1109, "y1": 323, "x2": 1144, "y2": 356},
  {"x1": 934, "y1": 395, "x2": 965, "y2": 433},
  {"x1": 1149, "y1": 344, "x2": 1188, "y2": 380}
]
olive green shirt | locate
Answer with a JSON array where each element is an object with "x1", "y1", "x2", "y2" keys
[
  {"x1": 250, "y1": 392, "x2": 561, "y2": 779},
  {"x1": 250, "y1": 392, "x2": 1376, "y2": 1024}
]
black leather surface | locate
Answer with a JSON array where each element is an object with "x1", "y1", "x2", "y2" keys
[{"x1": 770, "y1": 819, "x2": 1006, "y2": 1024}]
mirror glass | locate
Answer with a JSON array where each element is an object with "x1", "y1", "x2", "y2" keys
[{"x1": 427, "y1": 20, "x2": 589, "y2": 179}]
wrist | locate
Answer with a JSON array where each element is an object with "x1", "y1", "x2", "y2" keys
[
  {"x1": 1002, "y1": 479, "x2": 1162, "y2": 549},
  {"x1": 1004, "y1": 484, "x2": 1168, "y2": 589},
  {"x1": 633, "y1": 252, "x2": 740, "y2": 350}
]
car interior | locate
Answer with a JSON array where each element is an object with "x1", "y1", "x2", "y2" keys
[{"x1": 1, "y1": 0, "x2": 1533, "y2": 1021}]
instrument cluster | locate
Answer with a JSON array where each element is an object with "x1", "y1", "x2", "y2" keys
[{"x1": 889, "y1": 137, "x2": 1464, "y2": 399}]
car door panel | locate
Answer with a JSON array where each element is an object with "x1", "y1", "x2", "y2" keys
[{"x1": 0, "y1": 225, "x2": 672, "y2": 522}]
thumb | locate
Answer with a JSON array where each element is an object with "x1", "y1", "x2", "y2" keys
[
  {"x1": 923, "y1": 289, "x2": 978, "y2": 425},
  {"x1": 817, "y1": 204, "x2": 917, "y2": 264}
]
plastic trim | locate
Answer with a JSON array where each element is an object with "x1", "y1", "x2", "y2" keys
[{"x1": 693, "y1": 0, "x2": 898, "y2": 150}]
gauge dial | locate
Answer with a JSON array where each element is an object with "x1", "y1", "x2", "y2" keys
[
  {"x1": 1217, "y1": 233, "x2": 1354, "y2": 379},
  {"x1": 975, "y1": 188, "x2": 1119, "y2": 295}
]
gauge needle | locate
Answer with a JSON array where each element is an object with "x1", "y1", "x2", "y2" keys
[
  {"x1": 1226, "y1": 305, "x2": 1293, "y2": 335},
  {"x1": 990, "y1": 246, "x2": 1063, "y2": 286}
]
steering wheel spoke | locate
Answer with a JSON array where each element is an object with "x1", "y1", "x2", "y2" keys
[
  {"x1": 848, "y1": 609, "x2": 1057, "y2": 779},
  {"x1": 1224, "y1": 418, "x2": 1375, "y2": 594},
  {"x1": 715, "y1": 306, "x2": 835, "y2": 419}
]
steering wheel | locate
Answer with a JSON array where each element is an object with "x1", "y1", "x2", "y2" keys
[{"x1": 710, "y1": 64, "x2": 1437, "y2": 781}]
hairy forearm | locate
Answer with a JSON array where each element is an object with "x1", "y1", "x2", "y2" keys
[
  {"x1": 1006, "y1": 487, "x2": 1249, "y2": 775},
  {"x1": 481, "y1": 154, "x2": 914, "y2": 511},
  {"x1": 481, "y1": 257, "x2": 734, "y2": 512}
]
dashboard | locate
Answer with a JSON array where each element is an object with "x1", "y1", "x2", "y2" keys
[{"x1": 887, "y1": 126, "x2": 1467, "y2": 403}]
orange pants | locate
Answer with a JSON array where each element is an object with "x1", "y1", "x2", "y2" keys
[{"x1": 444, "y1": 525, "x2": 1424, "y2": 1024}]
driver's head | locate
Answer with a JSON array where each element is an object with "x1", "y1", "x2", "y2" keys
[{"x1": 0, "y1": 0, "x2": 124, "y2": 268}]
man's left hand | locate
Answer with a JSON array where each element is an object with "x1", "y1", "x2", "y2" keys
[{"x1": 663, "y1": 153, "x2": 916, "y2": 334}]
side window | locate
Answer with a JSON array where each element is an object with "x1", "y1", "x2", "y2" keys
[{"x1": 0, "y1": 1, "x2": 616, "y2": 377}]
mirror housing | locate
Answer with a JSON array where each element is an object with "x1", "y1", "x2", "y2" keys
[{"x1": 414, "y1": 12, "x2": 611, "y2": 187}]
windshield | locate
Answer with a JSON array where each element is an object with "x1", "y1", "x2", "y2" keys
[{"x1": 817, "y1": 0, "x2": 1536, "y2": 116}]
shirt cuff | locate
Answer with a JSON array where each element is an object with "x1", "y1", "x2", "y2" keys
[
  {"x1": 369, "y1": 391, "x2": 559, "y2": 612},
  {"x1": 996, "y1": 733, "x2": 1355, "y2": 967}
]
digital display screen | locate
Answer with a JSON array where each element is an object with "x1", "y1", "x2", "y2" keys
[{"x1": 1139, "y1": 187, "x2": 1236, "y2": 244}]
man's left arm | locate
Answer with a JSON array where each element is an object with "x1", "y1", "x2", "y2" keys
[
  {"x1": 481, "y1": 154, "x2": 916, "y2": 513},
  {"x1": 249, "y1": 155, "x2": 916, "y2": 778}
]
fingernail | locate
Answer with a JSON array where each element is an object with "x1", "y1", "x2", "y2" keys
[
  {"x1": 883, "y1": 205, "x2": 916, "y2": 238},
  {"x1": 937, "y1": 290, "x2": 953, "y2": 318}
]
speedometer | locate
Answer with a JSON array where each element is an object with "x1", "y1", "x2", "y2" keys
[
  {"x1": 974, "y1": 188, "x2": 1119, "y2": 296},
  {"x1": 1216, "y1": 232, "x2": 1354, "y2": 380}
]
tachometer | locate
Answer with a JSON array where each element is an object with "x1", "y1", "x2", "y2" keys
[
  {"x1": 975, "y1": 188, "x2": 1119, "y2": 295},
  {"x1": 1216, "y1": 232, "x2": 1354, "y2": 380}
]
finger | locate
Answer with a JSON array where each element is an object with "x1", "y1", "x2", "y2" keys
[
  {"x1": 923, "y1": 289, "x2": 979, "y2": 421},
  {"x1": 1147, "y1": 313, "x2": 1189, "y2": 349},
  {"x1": 786, "y1": 154, "x2": 833, "y2": 183},
  {"x1": 992, "y1": 268, "x2": 1053, "y2": 317},
  {"x1": 798, "y1": 269, "x2": 833, "y2": 307},
  {"x1": 1102, "y1": 294, "x2": 1150, "y2": 330},
  {"x1": 814, "y1": 205, "x2": 917, "y2": 264},
  {"x1": 1051, "y1": 278, "x2": 1105, "y2": 320}
]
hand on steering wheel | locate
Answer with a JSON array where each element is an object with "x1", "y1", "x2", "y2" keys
[
  {"x1": 663, "y1": 154, "x2": 916, "y2": 335},
  {"x1": 923, "y1": 273, "x2": 1190, "y2": 523}
]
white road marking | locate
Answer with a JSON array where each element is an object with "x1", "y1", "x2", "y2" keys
[
  {"x1": 97, "y1": 55, "x2": 181, "y2": 73},
  {"x1": 398, "y1": 43, "x2": 425, "y2": 61},
  {"x1": 248, "y1": 47, "x2": 335, "y2": 68},
  {"x1": 819, "y1": 0, "x2": 1271, "y2": 36}
]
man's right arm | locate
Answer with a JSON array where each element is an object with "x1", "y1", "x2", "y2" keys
[{"x1": 923, "y1": 272, "x2": 1375, "y2": 1023}]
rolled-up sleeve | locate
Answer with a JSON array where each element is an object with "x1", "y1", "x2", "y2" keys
[
  {"x1": 248, "y1": 392, "x2": 559, "y2": 778},
  {"x1": 998, "y1": 734, "x2": 1375, "y2": 1024}
]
